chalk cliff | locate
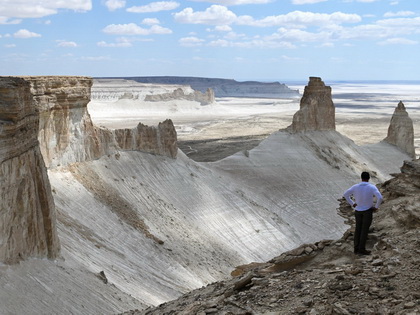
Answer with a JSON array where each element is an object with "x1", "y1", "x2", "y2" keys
[
  {"x1": 22, "y1": 76, "x2": 177, "y2": 167},
  {"x1": 144, "y1": 87, "x2": 214, "y2": 105},
  {"x1": 0, "y1": 77, "x2": 60, "y2": 264},
  {"x1": 114, "y1": 119, "x2": 178, "y2": 158},
  {"x1": 289, "y1": 77, "x2": 335, "y2": 133},
  {"x1": 384, "y1": 101, "x2": 415, "y2": 158},
  {"x1": 0, "y1": 75, "x2": 178, "y2": 264},
  {"x1": 103, "y1": 76, "x2": 300, "y2": 98}
]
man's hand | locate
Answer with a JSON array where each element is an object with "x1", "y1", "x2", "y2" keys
[
  {"x1": 372, "y1": 207, "x2": 378, "y2": 212},
  {"x1": 353, "y1": 203, "x2": 357, "y2": 208}
]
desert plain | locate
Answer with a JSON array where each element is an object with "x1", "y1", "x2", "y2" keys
[{"x1": 89, "y1": 80, "x2": 420, "y2": 161}]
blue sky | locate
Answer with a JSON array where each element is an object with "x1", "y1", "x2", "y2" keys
[{"x1": 0, "y1": 0, "x2": 419, "y2": 81}]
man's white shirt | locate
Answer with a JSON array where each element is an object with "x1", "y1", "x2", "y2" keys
[{"x1": 343, "y1": 182, "x2": 383, "y2": 211}]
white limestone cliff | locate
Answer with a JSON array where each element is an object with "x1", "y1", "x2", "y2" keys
[
  {"x1": 114, "y1": 119, "x2": 178, "y2": 158},
  {"x1": 0, "y1": 77, "x2": 60, "y2": 264},
  {"x1": 144, "y1": 87, "x2": 215, "y2": 105},
  {"x1": 384, "y1": 101, "x2": 415, "y2": 158},
  {"x1": 22, "y1": 76, "x2": 177, "y2": 168}
]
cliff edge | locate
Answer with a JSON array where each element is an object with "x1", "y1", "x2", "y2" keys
[{"x1": 0, "y1": 77, "x2": 60, "y2": 264}]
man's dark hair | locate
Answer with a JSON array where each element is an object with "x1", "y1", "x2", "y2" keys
[{"x1": 361, "y1": 171, "x2": 370, "y2": 181}]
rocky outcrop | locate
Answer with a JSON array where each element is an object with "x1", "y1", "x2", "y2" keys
[
  {"x1": 134, "y1": 159, "x2": 420, "y2": 315},
  {"x1": 289, "y1": 77, "x2": 335, "y2": 133},
  {"x1": 144, "y1": 87, "x2": 214, "y2": 105},
  {"x1": 114, "y1": 119, "x2": 178, "y2": 158},
  {"x1": 0, "y1": 77, "x2": 60, "y2": 264},
  {"x1": 105, "y1": 76, "x2": 300, "y2": 98},
  {"x1": 384, "y1": 101, "x2": 415, "y2": 158},
  {"x1": 22, "y1": 76, "x2": 115, "y2": 168},
  {"x1": 0, "y1": 75, "x2": 177, "y2": 264},
  {"x1": 22, "y1": 76, "x2": 177, "y2": 167}
]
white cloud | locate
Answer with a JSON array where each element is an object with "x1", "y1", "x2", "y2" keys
[
  {"x1": 189, "y1": 0, "x2": 272, "y2": 5},
  {"x1": 127, "y1": 1, "x2": 179, "y2": 13},
  {"x1": 292, "y1": 0, "x2": 327, "y2": 4},
  {"x1": 179, "y1": 36, "x2": 205, "y2": 46},
  {"x1": 378, "y1": 37, "x2": 418, "y2": 45},
  {"x1": 384, "y1": 11, "x2": 415, "y2": 18},
  {"x1": 174, "y1": 6, "x2": 361, "y2": 27},
  {"x1": 97, "y1": 39, "x2": 133, "y2": 47},
  {"x1": 224, "y1": 31, "x2": 246, "y2": 40},
  {"x1": 174, "y1": 5, "x2": 238, "y2": 25},
  {"x1": 142, "y1": 18, "x2": 160, "y2": 25},
  {"x1": 105, "y1": 0, "x2": 126, "y2": 11},
  {"x1": 80, "y1": 56, "x2": 111, "y2": 61},
  {"x1": 57, "y1": 40, "x2": 78, "y2": 47},
  {"x1": 249, "y1": 11, "x2": 361, "y2": 27},
  {"x1": 214, "y1": 25, "x2": 232, "y2": 32},
  {"x1": 4, "y1": 44, "x2": 16, "y2": 48},
  {"x1": 0, "y1": 0, "x2": 92, "y2": 18},
  {"x1": 208, "y1": 39, "x2": 230, "y2": 47},
  {"x1": 103, "y1": 23, "x2": 172, "y2": 35},
  {"x1": 13, "y1": 29, "x2": 41, "y2": 38},
  {"x1": 0, "y1": 17, "x2": 22, "y2": 24}
]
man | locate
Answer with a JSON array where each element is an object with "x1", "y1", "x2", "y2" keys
[{"x1": 343, "y1": 171, "x2": 383, "y2": 255}]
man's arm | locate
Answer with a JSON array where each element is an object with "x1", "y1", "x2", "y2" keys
[
  {"x1": 373, "y1": 187, "x2": 383, "y2": 209},
  {"x1": 343, "y1": 186, "x2": 355, "y2": 207}
]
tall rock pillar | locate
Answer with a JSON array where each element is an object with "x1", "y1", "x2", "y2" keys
[
  {"x1": 0, "y1": 77, "x2": 60, "y2": 264},
  {"x1": 384, "y1": 101, "x2": 415, "y2": 158},
  {"x1": 289, "y1": 77, "x2": 335, "y2": 132}
]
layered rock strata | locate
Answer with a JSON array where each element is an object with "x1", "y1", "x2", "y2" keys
[
  {"x1": 115, "y1": 76, "x2": 300, "y2": 98},
  {"x1": 22, "y1": 76, "x2": 177, "y2": 167},
  {"x1": 289, "y1": 77, "x2": 335, "y2": 132},
  {"x1": 23, "y1": 76, "x2": 115, "y2": 168},
  {"x1": 384, "y1": 101, "x2": 415, "y2": 158},
  {"x1": 144, "y1": 87, "x2": 214, "y2": 105},
  {"x1": 0, "y1": 75, "x2": 178, "y2": 263},
  {"x1": 114, "y1": 119, "x2": 178, "y2": 158},
  {"x1": 0, "y1": 77, "x2": 60, "y2": 264}
]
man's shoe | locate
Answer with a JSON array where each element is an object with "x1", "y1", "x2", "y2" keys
[{"x1": 358, "y1": 249, "x2": 371, "y2": 255}]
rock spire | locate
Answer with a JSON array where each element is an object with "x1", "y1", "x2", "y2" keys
[
  {"x1": 289, "y1": 77, "x2": 335, "y2": 133},
  {"x1": 384, "y1": 101, "x2": 415, "y2": 158}
]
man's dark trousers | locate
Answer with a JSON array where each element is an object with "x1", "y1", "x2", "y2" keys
[{"x1": 354, "y1": 208, "x2": 373, "y2": 252}]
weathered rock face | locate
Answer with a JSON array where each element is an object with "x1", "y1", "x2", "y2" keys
[
  {"x1": 144, "y1": 87, "x2": 215, "y2": 105},
  {"x1": 384, "y1": 101, "x2": 415, "y2": 158},
  {"x1": 23, "y1": 76, "x2": 115, "y2": 168},
  {"x1": 114, "y1": 119, "x2": 178, "y2": 158},
  {"x1": 0, "y1": 77, "x2": 60, "y2": 264},
  {"x1": 289, "y1": 77, "x2": 335, "y2": 133},
  {"x1": 23, "y1": 76, "x2": 177, "y2": 167},
  {"x1": 121, "y1": 76, "x2": 300, "y2": 98}
]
